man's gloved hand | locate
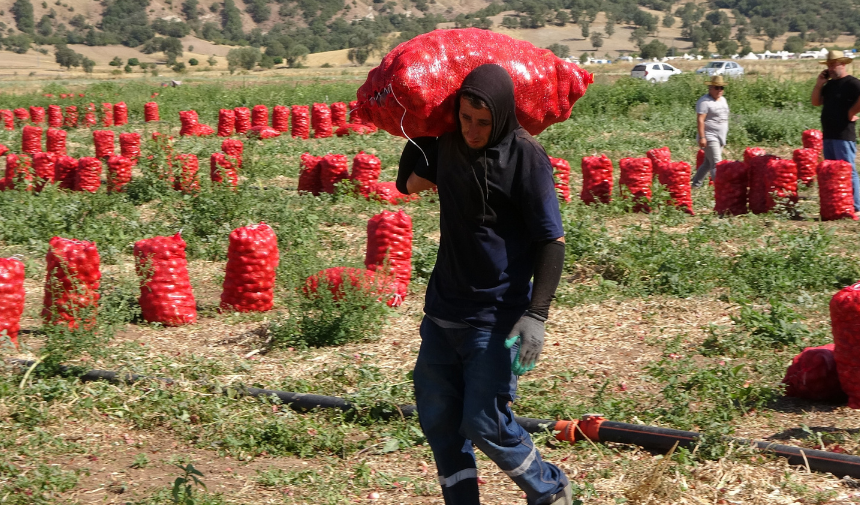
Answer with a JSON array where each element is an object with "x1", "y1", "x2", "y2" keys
[{"x1": 504, "y1": 311, "x2": 546, "y2": 376}]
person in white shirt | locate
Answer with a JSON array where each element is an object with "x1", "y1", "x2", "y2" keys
[{"x1": 692, "y1": 75, "x2": 729, "y2": 188}]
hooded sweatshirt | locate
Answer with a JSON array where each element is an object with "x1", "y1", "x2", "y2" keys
[{"x1": 416, "y1": 64, "x2": 564, "y2": 330}]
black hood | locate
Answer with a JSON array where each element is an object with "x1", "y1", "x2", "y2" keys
[{"x1": 455, "y1": 64, "x2": 521, "y2": 151}]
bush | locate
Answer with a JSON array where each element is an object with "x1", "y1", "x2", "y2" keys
[
  {"x1": 188, "y1": 58, "x2": 198, "y2": 65},
  {"x1": 127, "y1": 57, "x2": 139, "y2": 66},
  {"x1": 546, "y1": 43, "x2": 570, "y2": 58},
  {"x1": 226, "y1": 46, "x2": 260, "y2": 72}
]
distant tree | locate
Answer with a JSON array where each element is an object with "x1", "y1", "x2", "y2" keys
[
  {"x1": 579, "y1": 19, "x2": 589, "y2": 38},
  {"x1": 689, "y1": 25, "x2": 710, "y2": 50},
  {"x1": 555, "y1": 10, "x2": 569, "y2": 26},
  {"x1": 124, "y1": 64, "x2": 132, "y2": 73},
  {"x1": 207, "y1": 55, "x2": 217, "y2": 66},
  {"x1": 629, "y1": 26, "x2": 648, "y2": 46},
  {"x1": 128, "y1": 57, "x2": 139, "y2": 66},
  {"x1": 662, "y1": 14, "x2": 675, "y2": 28},
  {"x1": 739, "y1": 44, "x2": 753, "y2": 56},
  {"x1": 285, "y1": 44, "x2": 309, "y2": 67},
  {"x1": 579, "y1": 52, "x2": 589, "y2": 64},
  {"x1": 546, "y1": 43, "x2": 570, "y2": 58},
  {"x1": 501, "y1": 16, "x2": 519, "y2": 28},
  {"x1": 633, "y1": 10, "x2": 658, "y2": 33},
  {"x1": 81, "y1": 56, "x2": 95, "y2": 73},
  {"x1": 172, "y1": 62, "x2": 186, "y2": 72},
  {"x1": 222, "y1": 0, "x2": 244, "y2": 40},
  {"x1": 161, "y1": 37, "x2": 183, "y2": 64},
  {"x1": 715, "y1": 39, "x2": 738, "y2": 56},
  {"x1": 36, "y1": 14, "x2": 52, "y2": 36},
  {"x1": 259, "y1": 54, "x2": 275, "y2": 68},
  {"x1": 11, "y1": 0, "x2": 34, "y2": 34},
  {"x1": 152, "y1": 19, "x2": 190, "y2": 38},
  {"x1": 265, "y1": 40, "x2": 286, "y2": 58},
  {"x1": 188, "y1": 57, "x2": 198, "y2": 65},
  {"x1": 226, "y1": 47, "x2": 260, "y2": 72},
  {"x1": 100, "y1": 0, "x2": 152, "y2": 47},
  {"x1": 182, "y1": 0, "x2": 199, "y2": 22},
  {"x1": 347, "y1": 46, "x2": 371, "y2": 65},
  {"x1": 639, "y1": 39, "x2": 668, "y2": 59},
  {"x1": 69, "y1": 14, "x2": 87, "y2": 29},
  {"x1": 590, "y1": 31, "x2": 603, "y2": 49},
  {"x1": 784, "y1": 35, "x2": 805, "y2": 53},
  {"x1": 605, "y1": 17, "x2": 615, "y2": 36},
  {"x1": 54, "y1": 43, "x2": 82, "y2": 68},
  {"x1": 246, "y1": 0, "x2": 270, "y2": 23},
  {"x1": 109, "y1": 56, "x2": 122, "y2": 66}
]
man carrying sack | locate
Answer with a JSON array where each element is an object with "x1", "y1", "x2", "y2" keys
[{"x1": 692, "y1": 75, "x2": 729, "y2": 188}]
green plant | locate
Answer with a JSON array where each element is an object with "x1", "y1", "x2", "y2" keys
[
  {"x1": 131, "y1": 453, "x2": 150, "y2": 469},
  {"x1": 171, "y1": 463, "x2": 206, "y2": 504}
]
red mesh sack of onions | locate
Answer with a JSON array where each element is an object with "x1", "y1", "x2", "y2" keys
[
  {"x1": 802, "y1": 129, "x2": 823, "y2": 153},
  {"x1": 221, "y1": 139, "x2": 244, "y2": 168},
  {"x1": 349, "y1": 100, "x2": 363, "y2": 124},
  {"x1": 369, "y1": 181, "x2": 419, "y2": 204},
  {"x1": 351, "y1": 151, "x2": 382, "y2": 196},
  {"x1": 743, "y1": 146, "x2": 767, "y2": 165},
  {"x1": 355, "y1": 28, "x2": 592, "y2": 138},
  {"x1": 179, "y1": 110, "x2": 200, "y2": 136},
  {"x1": 658, "y1": 162, "x2": 694, "y2": 214},
  {"x1": 336, "y1": 124, "x2": 377, "y2": 136},
  {"x1": 764, "y1": 158, "x2": 798, "y2": 211},
  {"x1": 106, "y1": 155, "x2": 133, "y2": 193},
  {"x1": 22, "y1": 125, "x2": 42, "y2": 154},
  {"x1": 580, "y1": 155, "x2": 613, "y2": 204},
  {"x1": 320, "y1": 153, "x2": 349, "y2": 193},
  {"x1": 696, "y1": 149, "x2": 708, "y2": 185},
  {"x1": 48, "y1": 105, "x2": 63, "y2": 128},
  {"x1": 247, "y1": 126, "x2": 280, "y2": 139},
  {"x1": 252, "y1": 105, "x2": 269, "y2": 127},
  {"x1": 134, "y1": 233, "x2": 197, "y2": 326},
  {"x1": 55, "y1": 156, "x2": 77, "y2": 190},
  {"x1": 42, "y1": 236, "x2": 101, "y2": 329},
  {"x1": 234, "y1": 107, "x2": 251, "y2": 133},
  {"x1": 646, "y1": 147, "x2": 671, "y2": 181},
  {"x1": 618, "y1": 157, "x2": 652, "y2": 212},
  {"x1": 84, "y1": 103, "x2": 97, "y2": 128},
  {"x1": 272, "y1": 105, "x2": 290, "y2": 132},
  {"x1": 220, "y1": 223, "x2": 280, "y2": 313},
  {"x1": 120, "y1": 132, "x2": 141, "y2": 163},
  {"x1": 29, "y1": 106, "x2": 45, "y2": 125},
  {"x1": 63, "y1": 105, "x2": 78, "y2": 128},
  {"x1": 4, "y1": 154, "x2": 33, "y2": 191},
  {"x1": 75, "y1": 157, "x2": 102, "y2": 193},
  {"x1": 113, "y1": 102, "x2": 128, "y2": 126},
  {"x1": 365, "y1": 209, "x2": 413, "y2": 296},
  {"x1": 297, "y1": 153, "x2": 323, "y2": 195},
  {"x1": 330, "y1": 102, "x2": 348, "y2": 127},
  {"x1": 93, "y1": 130, "x2": 115, "y2": 159},
  {"x1": 793, "y1": 148, "x2": 818, "y2": 186},
  {"x1": 312, "y1": 103, "x2": 333, "y2": 139},
  {"x1": 713, "y1": 160, "x2": 748, "y2": 216},
  {"x1": 210, "y1": 152, "x2": 238, "y2": 187},
  {"x1": 13, "y1": 108, "x2": 28, "y2": 124},
  {"x1": 548, "y1": 156, "x2": 571, "y2": 203},
  {"x1": 100, "y1": 103, "x2": 113, "y2": 127},
  {"x1": 218, "y1": 109, "x2": 235, "y2": 137},
  {"x1": 144, "y1": 102, "x2": 159, "y2": 122},
  {"x1": 174, "y1": 154, "x2": 200, "y2": 195},
  {"x1": 291, "y1": 105, "x2": 310, "y2": 139},
  {"x1": 0, "y1": 144, "x2": 7, "y2": 157},
  {"x1": 1, "y1": 110, "x2": 12, "y2": 130},
  {"x1": 303, "y1": 267, "x2": 403, "y2": 307},
  {"x1": 33, "y1": 152, "x2": 57, "y2": 190},
  {"x1": 47, "y1": 128, "x2": 67, "y2": 156},
  {"x1": 0, "y1": 257, "x2": 25, "y2": 348},
  {"x1": 747, "y1": 154, "x2": 777, "y2": 215},
  {"x1": 830, "y1": 282, "x2": 860, "y2": 408},
  {"x1": 782, "y1": 343, "x2": 846, "y2": 402},
  {"x1": 818, "y1": 160, "x2": 858, "y2": 221}
]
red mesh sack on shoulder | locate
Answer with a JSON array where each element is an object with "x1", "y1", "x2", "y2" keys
[
  {"x1": 46, "y1": 128, "x2": 67, "y2": 156},
  {"x1": 330, "y1": 102, "x2": 348, "y2": 127},
  {"x1": 549, "y1": 156, "x2": 571, "y2": 203},
  {"x1": 713, "y1": 160, "x2": 748, "y2": 216},
  {"x1": 83, "y1": 103, "x2": 97, "y2": 128},
  {"x1": 218, "y1": 109, "x2": 235, "y2": 137},
  {"x1": 793, "y1": 148, "x2": 818, "y2": 186},
  {"x1": 830, "y1": 283, "x2": 860, "y2": 408},
  {"x1": 120, "y1": 132, "x2": 141, "y2": 163},
  {"x1": 42, "y1": 237, "x2": 100, "y2": 329},
  {"x1": 75, "y1": 157, "x2": 102, "y2": 193},
  {"x1": 107, "y1": 155, "x2": 133, "y2": 193},
  {"x1": 365, "y1": 209, "x2": 413, "y2": 298},
  {"x1": 22, "y1": 125, "x2": 42, "y2": 154},
  {"x1": 4, "y1": 154, "x2": 33, "y2": 191},
  {"x1": 0, "y1": 257, "x2": 25, "y2": 348},
  {"x1": 291, "y1": 105, "x2": 310, "y2": 139},
  {"x1": 113, "y1": 102, "x2": 128, "y2": 126},
  {"x1": 368, "y1": 181, "x2": 419, "y2": 204},
  {"x1": 356, "y1": 28, "x2": 592, "y2": 138},
  {"x1": 221, "y1": 223, "x2": 280, "y2": 313},
  {"x1": 33, "y1": 152, "x2": 57, "y2": 190},
  {"x1": 100, "y1": 103, "x2": 113, "y2": 127},
  {"x1": 55, "y1": 156, "x2": 77, "y2": 190},
  {"x1": 747, "y1": 154, "x2": 776, "y2": 214},
  {"x1": 312, "y1": 103, "x2": 333, "y2": 139},
  {"x1": 144, "y1": 102, "x2": 159, "y2": 122},
  {"x1": 783, "y1": 343, "x2": 846, "y2": 402},
  {"x1": 1, "y1": 109, "x2": 13, "y2": 130},
  {"x1": 619, "y1": 157, "x2": 652, "y2": 212},
  {"x1": 221, "y1": 139, "x2": 244, "y2": 168},
  {"x1": 63, "y1": 105, "x2": 78, "y2": 128},
  {"x1": 179, "y1": 110, "x2": 199, "y2": 136},
  {"x1": 351, "y1": 151, "x2": 382, "y2": 196},
  {"x1": 174, "y1": 154, "x2": 200, "y2": 195},
  {"x1": 802, "y1": 129, "x2": 823, "y2": 153},
  {"x1": 93, "y1": 130, "x2": 115, "y2": 159},
  {"x1": 743, "y1": 147, "x2": 766, "y2": 165},
  {"x1": 298, "y1": 153, "x2": 323, "y2": 195},
  {"x1": 234, "y1": 107, "x2": 251, "y2": 133},
  {"x1": 580, "y1": 155, "x2": 613, "y2": 204},
  {"x1": 319, "y1": 153, "x2": 349, "y2": 193},
  {"x1": 349, "y1": 100, "x2": 363, "y2": 124},
  {"x1": 272, "y1": 105, "x2": 290, "y2": 132},
  {"x1": 659, "y1": 161, "x2": 694, "y2": 214},
  {"x1": 765, "y1": 158, "x2": 798, "y2": 211},
  {"x1": 134, "y1": 233, "x2": 197, "y2": 326},
  {"x1": 247, "y1": 126, "x2": 281, "y2": 139},
  {"x1": 646, "y1": 147, "x2": 671, "y2": 181},
  {"x1": 48, "y1": 105, "x2": 63, "y2": 128},
  {"x1": 29, "y1": 106, "x2": 45, "y2": 125},
  {"x1": 336, "y1": 124, "x2": 377, "y2": 136},
  {"x1": 818, "y1": 160, "x2": 858, "y2": 221},
  {"x1": 252, "y1": 105, "x2": 269, "y2": 127},
  {"x1": 303, "y1": 267, "x2": 403, "y2": 307},
  {"x1": 210, "y1": 152, "x2": 238, "y2": 188}
]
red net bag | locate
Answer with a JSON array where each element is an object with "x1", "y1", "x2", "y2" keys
[
  {"x1": 303, "y1": 267, "x2": 403, "y2": 307},
  {"x1": 63, "y1": 105, "x2": 78, "y2": 128},
  {"x1": 252, "y1": 105, "x2": 269, "y2": 127},
  {"x1": 84, "y1": 103, "x2": 97, "y2": 128},
  {"x1": 0, "y1": 257, "x2": 25, "y2": 348},
  {"x1": 646, "y1": 147, "x2": 671, "y2": 181},
  {"x1": 144, "y1": 102, "x2": 159, "y2": 122},
  {"x1": 765, "y1": 158, "x2": 798, "y2": 211},
  {"x1": 106, "y1": 155, "x2": 133, "y2": 193},
  {"x1": 365, "y1": 209, "x2": 413, "y2": 295},
  {"x1": 330, "y1": 102, "x2": 348, "y2": 127},
  {"x1": 657, "y1": 161, "x2": 693, "y2": 214},
  {"x1": 580, "y1": 155, "x2": 613, "y2": 204},
  {"x1": 272, "y1": 105, "x2": 290, "y2": 132},
  {"x1": 549, "y1": 156, "x2": 572, "y2": 203},
  {"x1": 218, "y1": 109, "x2": 235, "y2": 137},
  {"x1": 713, "y1": 161, "x2": 748, "y2": 216},
  {"x1": 100, "y1": 102, "x2": 113, "y2": 127},
  {"x1": 33, "y1": 152, "x2": 57, "y2": 189},
  {"x1": 234, "y1": 107, "x2": 251, "y2": 133},
  {"x1": 48, "y1": 105, "x2": 63, "y2": 128},
  {"x1": 351, "y1": 151, "x2": 382, "y2": 196},
  {"x1": 783, "y1": 343, "x2": 846, "y2": 402},
  {"x1": 743, "y1": 147, "x2": 767, "y2": 165},
  {"x1": 247, "y1": 126, "x2": 281, "y2": 139},
  {"x1": 368, "y1": 181, "x2": 419, "y2": 204},
  {"x1": 618, "y1": 157, "x2": 652, "y2": 212},
  {"x1": 748, "y1": 154, "x2": 776, "y2": 214},
  {"x1": 210, "y1": 152, "x2": 238, "y2": 187},
  {"x1": 793, "y1": 148, "x2": 818, "y2": 186},
  {"x1": 291, "y1": 105, "x2": 310, "y2": 139},
  {"x1": 42, "y1": 236, "x2": 101, "y2": 329},
  {"x1": 22, "y1": 125, "x2": 42, "y2": 154},
  {"x1": 120, "y1": 132, "x2": 141, "y2": 163},
  {"x1": 13, "y1": 108, "x2": 28, "y2": 124},
  {"x1": 4, "y1": 154, "x2": 33, "y2": 191},
  {"x1": 197, "y1": 124, "x2": 214, "y2": 136},
  {"x1": 336, "y1": 124, "x2": 377, "y2": 136},
  {"x1": 696, "y1": 149, "x2": 705, "y2": 169},
  {"x1": 312, "y1": 103, "x2": 333, "y2": 139},
  {"x1": 179, "y1": 110, "x2": 199, "y2": 136},
  {"x1": 297, "y1": 153, "x2": 323, "y2": 195},
  {"x1": 221, "y1": 139, "x2": 244, "y2": 168},
  {"x1": 320, "y1": 153, "x2": 349, "y2": 193},
  {"x1": 113, "y1": 102, "x2": 128, "y2": 126},
  {"x1": 349, "y1": 100, "x2": 363, "y2": 124},
  {"x1": 0, "y1": 144, "x2": 7, "y2": 157},
  {"x1": 93, "y1": 130, "x2": 115, "y2": 159},
  {"x1": 55, "y1": 156, "x2": 77, "y2": 190},
  {"x1": 46, "y1": 128, "x2": 67, "y2": 156},
  {"x1": 356, "y1": 28, "x2": 592, "y2": 138},
  {"x1": 818, "y1": 160, "x2": 858, "y2": 221},
  {"x1": 174, "y1": 154, "x2": 200, "y2": 195},
  {"x1": 75, "y1": 157, "x2": 102, "y2": 193},
  {"x1": 1, "y1": 110, "x2": 12, "y2": 130},
  {"x1": 134, "y1": 233, "x2": 197, "y2": 326},
  {"x1": 802, "y1": 129, "x2": 824, "y2": 153},
  {"x1": 830, "y1": 282, "x2": 860, "y2": 408},
  {"x1": 220, "y1": 223, "x2": 280, "y2": 313},
  {"x1": 29, "y1": 106, "x2": 45, "y2": 125}
]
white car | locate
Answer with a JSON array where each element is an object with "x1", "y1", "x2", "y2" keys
[
  {"x1": 630, "y1": 62, "x2": 682, "y2": 83},
  {"x1": 695, "y1": 61, "x2": 744, "y2": 77}
]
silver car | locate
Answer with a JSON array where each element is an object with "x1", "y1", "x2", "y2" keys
[
  {"x1": 630, "y1": 62, "x2": 683, "y2": 83},
  {"x1": 695, "y1": 61, "x2": 744, "y2": 77}
]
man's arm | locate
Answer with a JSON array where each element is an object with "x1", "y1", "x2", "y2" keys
[
  {"x1": 406, "y1": 172, "x2": 437, "y2": 193},
  {"x1": 849, "y1": 95, "x2": 860, "y2": 122},
  {"x1": 396, "y1": 137, "x2": 438, "y2": 194},
  {"x1": 812, "y1": 70, "x2": 829, "y2": 107},
  {"x1": 697, "y1": 113, "x2": 707, "y2": 148}
]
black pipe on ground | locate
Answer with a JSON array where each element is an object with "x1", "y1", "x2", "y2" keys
[{"x1": 12, "y1": 360, "x2": 860, "y2": 478}]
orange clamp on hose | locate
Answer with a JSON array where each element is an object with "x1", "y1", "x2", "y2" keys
[
  {"x1": 554, "y1": 420, "x2": 579, "y2": 443},
  {"x1": 578, "y1": 414, "x2": 605, "y2": 442}
]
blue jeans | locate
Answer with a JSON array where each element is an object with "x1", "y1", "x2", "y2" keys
[
  {"x1": 413, "y1": 317, "x2": 568, "y2": 505},
  {"x1": 823, "y1": 138, "x2": 860, "y2": 211}
]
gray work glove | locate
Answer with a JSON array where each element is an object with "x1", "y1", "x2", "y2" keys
[{"x1": 504, "y1": 311, "x2": 546, "y2": 375}]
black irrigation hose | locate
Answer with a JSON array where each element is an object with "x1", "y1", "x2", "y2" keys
[{"x1": 11, "y1": 360, "x2": 860, "y2": 478}]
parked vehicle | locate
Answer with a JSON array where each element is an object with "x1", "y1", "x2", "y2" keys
[
  {"x1": 695, "y1": 61, "x2": 744, "y2": 77},
  {"x1": 630, "y1": 62, "x2": 683, "y2": 82}
]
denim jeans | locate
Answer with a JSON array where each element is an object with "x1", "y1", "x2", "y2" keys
[
  {"x1": 823, "y1": 138, "x2": 860, "y2": 211},
  {"x1": 413, "y1": 317, "x2": 569, "y2": 505},
  {"x1": 692, "y1": 140, "x2": 722, "y2": 188}
]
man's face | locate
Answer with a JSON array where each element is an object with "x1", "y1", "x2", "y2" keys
[
  {"x1": 708, "y1": 85, "x2": 724, "y2": 99},
  {"x1": 828, "y1": 61, "x2": 846, "y2": 78},
  {"x1": 459, "y1": 97, "x2": 493, "y2": 150}
]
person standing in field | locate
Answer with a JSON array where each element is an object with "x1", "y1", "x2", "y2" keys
[
  {"x1": 811, "y1": 49, "x2": 860, "y2": 212},
  {"x1": 396, "y1": 64, "x2": 571, "y2": 505},
  {"x1": 692, "y1": 75, "x2": 730, "y2": 188}
]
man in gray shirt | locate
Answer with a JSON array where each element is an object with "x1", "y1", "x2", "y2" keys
[{"x1": 692, "y1": 75, "x2": 729, "y2": 188}]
